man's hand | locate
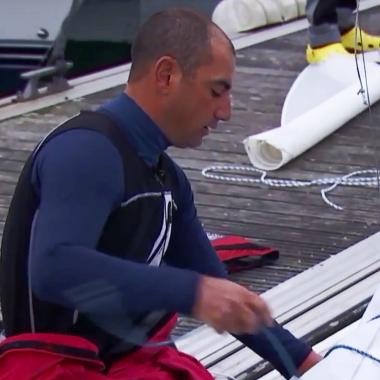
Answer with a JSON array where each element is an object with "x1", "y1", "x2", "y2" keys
[
  {"x1": 192, "y1": 276, "x2": 272, "y2": 335},
  {"x1": 297, "y1": 351, "x2": 322, "y2": 374}
]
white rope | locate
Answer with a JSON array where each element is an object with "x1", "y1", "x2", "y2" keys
[{"x1": 202, "y1": 165, "x2": 380, "y2": 210}]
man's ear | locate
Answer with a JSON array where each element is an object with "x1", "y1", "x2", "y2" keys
[{"x1": 154, "y1": 56, "x2": 181, "y2": 94}]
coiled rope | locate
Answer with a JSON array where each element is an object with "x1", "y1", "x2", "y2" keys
[{"x1": 202, "y1": 165, "x2": 379, "y2": 210}]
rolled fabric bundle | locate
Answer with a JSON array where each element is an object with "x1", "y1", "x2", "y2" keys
[
  {"x1": 212, "y1": 0, "x2": 301, "y2": 34},
  {"x1": 243, "y1": 54, "x2": 380, "y2": 171}
]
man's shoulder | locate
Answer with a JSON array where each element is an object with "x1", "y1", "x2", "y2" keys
[
  {"x1": 31, "y1": 127, "x2": 125, "y2": 200},
  {"x1": 34, "y1": 128, "x2": 125, "y2": 179},
  {"x1": 39, "y1": 127, "x2": 121, "y2": 157}
]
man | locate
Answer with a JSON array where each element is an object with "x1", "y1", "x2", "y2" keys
[
  {"x1": 306, "y1": 0, "x2": 380, "y2": 63},
  {"x1": 0, "y1": 8, "x2": 320, "y2": 379}
]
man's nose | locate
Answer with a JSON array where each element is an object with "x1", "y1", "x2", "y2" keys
[{"x1": 215, "y1": 94, "x2": 232, "y2": 121}]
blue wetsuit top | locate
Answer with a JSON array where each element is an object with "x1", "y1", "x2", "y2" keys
[{"x1": 29, "y1": 92, "x2": 310, "y2": 377}]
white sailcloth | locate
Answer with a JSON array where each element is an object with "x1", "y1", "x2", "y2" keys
[
  {"x1": 300, "y1": 285, "x2": 380, "y2": 380},
  {"x1": 243, "y1": 53, "x2": 380, "y2": 171}
]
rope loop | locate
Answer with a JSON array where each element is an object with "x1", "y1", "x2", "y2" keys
[{"x1": 202, "y1": 165, "x2": 379, "y2": 209}]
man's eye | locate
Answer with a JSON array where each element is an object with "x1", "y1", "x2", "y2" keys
[{"x1": 211, "y1": 89, "x2": 221, "y2": 97}]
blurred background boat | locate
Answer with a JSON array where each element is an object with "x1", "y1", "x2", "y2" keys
[{"x1": 0, "y1": 0, "x2": 220, "y2": 98}]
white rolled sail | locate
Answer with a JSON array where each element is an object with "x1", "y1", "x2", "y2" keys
[{"x1": 243, "y1": 53, "x2": 380, "y2": 171}]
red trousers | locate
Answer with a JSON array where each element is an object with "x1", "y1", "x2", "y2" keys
[{"x1": 0, "y1": 317, "x2": 214, "y2": 380}]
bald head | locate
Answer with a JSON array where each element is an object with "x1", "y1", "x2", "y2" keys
[{"x1": 128, "y1": 7, "x2": 235, "y2": 82}]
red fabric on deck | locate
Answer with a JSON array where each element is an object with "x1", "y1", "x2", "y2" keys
[
  {"x1": 210, "y1": 234, "x2": 279, "y2": 272},
  {"x1": 0, "y1": 315, "x2": 213, "y2": 380}
]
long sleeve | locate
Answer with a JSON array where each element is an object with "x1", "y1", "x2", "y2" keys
[
  {"x1": 236, "y1": 325, "x2": 312, "y2": 379},
  {"x1": 30, "y1": 129, "x2": 200, "y2": 317},
  {"x1": 165, "y1": 165, "x2": 312, "y2": 379}
]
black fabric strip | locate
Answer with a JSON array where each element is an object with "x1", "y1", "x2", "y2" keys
[
  {"x1": 0, "y1": 339, "x2": 100, "y2": 361},
  {"x1": 213, "y1": 242, "x2": 273, "y2": 251}
]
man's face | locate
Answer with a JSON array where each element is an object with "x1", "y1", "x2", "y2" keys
[{"x1": 165, "y1": 35, "x2": 235, "y2": 148}]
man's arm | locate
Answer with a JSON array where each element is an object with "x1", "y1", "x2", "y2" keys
[
  {"x1": 165, "y1": 165, "x2": 320, "y2": 378},
  {"x1": 30, "y1": 129, "x2": 200, "y2": 316},
  {"x1": 30, "y1": 130, "x2": 270, "y2": 338}
]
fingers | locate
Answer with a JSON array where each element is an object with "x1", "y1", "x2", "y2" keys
[
  {"x1": 232, "y1": 303, "x2": 260, "y2": 334},
  {"x1": 192, "y1": 276, "x2": 273, "y2": 335},
  {"x1": 229, "y1": 291, "x2": 272, "y2": 334},
  {"x1": 211, "y1": 303, "x2": 258, "y2": 335},
  {"x1": 244, "y1": 291, "x2": 273, "y2": 327}
]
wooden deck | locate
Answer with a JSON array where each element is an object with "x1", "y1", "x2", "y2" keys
[{"x1": 0, "y1": 5, "x2": 380, "y2": 356}]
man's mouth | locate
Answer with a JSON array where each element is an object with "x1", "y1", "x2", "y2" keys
[
  {"x1": 202, "y1": 126, "x2": 210, "y2": 135},
  {"x1": 208, "y1": 122, "x2": 218, "y2": 131}
]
